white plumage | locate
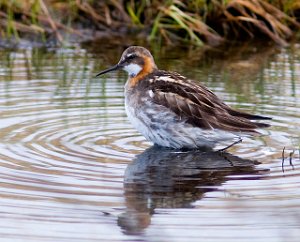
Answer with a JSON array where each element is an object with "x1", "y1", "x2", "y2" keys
[{"x1": 125, "y1": 90, "x2": 240, "y2": 149}]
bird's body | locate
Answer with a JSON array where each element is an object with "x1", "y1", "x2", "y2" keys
[{"x1": 96, "y1": 46, "x2": 270, "y2": 150}]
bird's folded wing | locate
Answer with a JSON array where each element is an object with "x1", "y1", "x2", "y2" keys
[{"x1": 151, "y1": 80, "x2": 263, "y2": 132}]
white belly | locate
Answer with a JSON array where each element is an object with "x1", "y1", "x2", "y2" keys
[{"x1": 124, "y1": 97, "x2": 239, "y2": 149}]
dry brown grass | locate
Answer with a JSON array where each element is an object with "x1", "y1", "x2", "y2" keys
[
  {"x1": 0, "y1": 0, "x2": 299, "y2": 46},
  {"x1": 221, "y1": 0, "x2": 300, "y2": 45}
]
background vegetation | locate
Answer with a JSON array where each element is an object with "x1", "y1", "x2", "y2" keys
[{"x1": 1, "y1": 0, "x2": 300, "y2": 46}]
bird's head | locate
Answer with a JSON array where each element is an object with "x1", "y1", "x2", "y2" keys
[{"x1": 96, "y1": 46, "x2": 157, "y2": 82}]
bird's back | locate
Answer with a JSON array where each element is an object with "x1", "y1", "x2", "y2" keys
[{"x1": 132, "y1": 69, "x2": 270, "y2": 134}]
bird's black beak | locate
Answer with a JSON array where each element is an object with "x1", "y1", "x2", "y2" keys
[{"x1": 95, "y1": 64, "x2": 121, "y2": 77}]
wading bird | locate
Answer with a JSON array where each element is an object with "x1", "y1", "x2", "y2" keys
[{"x1": 96, "y1": 46, "x2": 270, "y2": 150}]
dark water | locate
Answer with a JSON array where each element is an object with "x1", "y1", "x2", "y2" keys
[{"x1": 0, "y1": 42, "x2": 299, "y2": 242}]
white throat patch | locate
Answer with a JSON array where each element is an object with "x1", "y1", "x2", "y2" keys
[{"x1": 123, "y1": 64, "x2": 142, "y2": 77}]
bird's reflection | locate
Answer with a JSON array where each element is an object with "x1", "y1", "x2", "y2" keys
[{"x1": 118, "y1": 146, "x2": 267, "y2": 235}]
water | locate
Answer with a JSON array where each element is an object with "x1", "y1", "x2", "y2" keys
[{"x1": 0, "y1": 42, "x2": 299, "y2": 242}]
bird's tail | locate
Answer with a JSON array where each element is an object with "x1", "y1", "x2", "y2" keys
[
  {"x1": 228, "y1": 109, "x2": 272, "y2": 120},
  {"x1": 227, "y1": 108, "x2": 271, "y2": 128},
  {"x1": 254, "y1": 122, "x2": 271, "y2": 128}
]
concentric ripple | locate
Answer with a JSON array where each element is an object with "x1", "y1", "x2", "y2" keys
[
  {"x1": 0, "y1": 49, "x2": 147, "y2": 241},
  {"x1": 0, "y1": 45, "x2": 299, "y2": 242}
]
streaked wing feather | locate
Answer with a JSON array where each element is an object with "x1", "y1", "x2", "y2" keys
[{"x1": 151, "y1": 73, "x2": 269, "y2": 132}]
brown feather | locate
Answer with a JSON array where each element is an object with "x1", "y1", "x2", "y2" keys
[{"x1": 142, "y1": 70, "x2": 270, "y2": 133}]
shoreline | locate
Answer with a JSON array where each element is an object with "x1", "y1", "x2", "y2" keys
[{"x1": 1, "y1": 0, "x2": 300, "y2": 49}]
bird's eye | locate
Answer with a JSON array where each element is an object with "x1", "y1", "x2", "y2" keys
[{"x1": 126, "y1": 54, "x2": 136, "y2": 60}]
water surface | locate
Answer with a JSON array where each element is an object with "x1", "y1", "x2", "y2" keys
[{"x1": 0, "y1": 42, "x2": 299, "y2": 242}]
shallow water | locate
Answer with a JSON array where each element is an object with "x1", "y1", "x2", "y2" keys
[{"x1": 0, "y1": 42, "x2": 299, "y2": 242}]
